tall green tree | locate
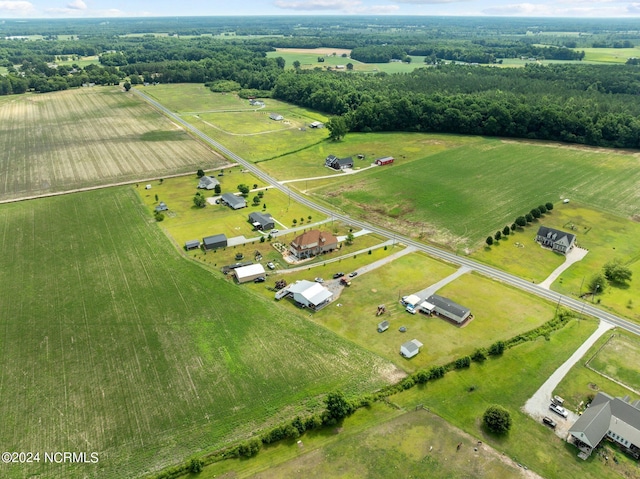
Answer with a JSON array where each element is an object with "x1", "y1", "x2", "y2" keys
[
  {"x1": 603, "y1": 259, "x2": 632, "y2": 284},
  {"x1": 483, "y1": 405, "x2": 512, "y2": 434},
  {"x1": 327, "y1": 116, "x2": 348, "y2": 141}
]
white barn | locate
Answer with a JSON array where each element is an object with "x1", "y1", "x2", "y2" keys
[
  {"x1": 234, "y1": 264, "x2": 265, "y2": 284},
  {"x1": 400, "y1": 339, "x2": 423, "y2": 358},
  {"x1": 288, "y1": 280, "x2": 333, "y2": 310}
]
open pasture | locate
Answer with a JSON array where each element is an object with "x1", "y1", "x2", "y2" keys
[
  {"x1": 0, "y1": 87, "x2": 226, "y2": 201},
  {"x1": 313, "y1": 252, "x2": 557, "y2": 372},
  {"x1": 588, "y1": 333, "x2": 640, "y2": 393},
  {"x1": 0, "y1": 187, "x2": 396, "y2": 479},
  {"x1": 310, "y1": 134, "x2": 640, "y2": 251},
  {"x1": 580, "y1": 47, "x2": 640, "y2": 63}
]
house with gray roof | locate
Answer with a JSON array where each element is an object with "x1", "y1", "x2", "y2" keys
[
  {"x1": 325, "y1": 155, "x2": 354, "y2": 170},
  {"x1": 198, "y1": 175, "x2": 220, "y2": 190},
  {"x1": 569, "y1": 392, "x2": 640, "y2": 459},
  {"x1": 202, "y1": 234, "x2": 227, "y2": 250},
  {"x1": 535, "y1": 226, "x2": 576, "y2": 255},
  {"x1": 426, "y1": 294, "x2": 471, "y2": 325},
  {"x1": 287, "y1": 280, "x2": 333, "y2": 310},
  {"x1": 221, "y1": 193, "x2": 247, "y2": 210},
  {"x1": 249, "y1": 212, "x2": 275, "y2": 231}
]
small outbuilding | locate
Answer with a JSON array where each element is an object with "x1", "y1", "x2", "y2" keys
[
  {"x1": 269, "y1": 113, "x2": 284, "y2": 121},
  {"x1": 309, "y1": 121, "x2": 324, "y2": 128},
  {"x1": 221, "y1": 193, "x2": 247, "y2": 210},
  {"x1": 400, "y1": 339, "x2": 423, "y2": 358},
  {"x1": 402, "y1": 294, "x2": 422, "y2": 308},
  {"x1": 198, "y1": 176, "x2": 220, "y2": 190},
  {"x1": 418, "y1": 300, "x2": 436, "y2": 315},
  {"x1": 185, "y1": 240, "x2": 200, "y2": 251},
  {"x1": 203, "y1": 234, "x2": 228, "y2": 250},
  {"x1": 154, "y1": 201, "x2": 168, "y2": 212},
  {"x1": 234, "y1": 263, "x2": 266, "y2": 284},
  {"x1": 377, "y1": 320, "x2": 389, "y2": 333},
  {"x1": 288, "y1": 280, "x2": 333, "y2": 310},
  {"x1": 249, "y1": 211, "x2": 275, "y2": 231},
  {"x1": 375, "y1": 156, "x2": 395, "y2": 166}
]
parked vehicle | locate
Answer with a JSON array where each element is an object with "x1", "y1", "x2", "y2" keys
[
  {"x1": 348, "y1": 271, "x2": 358, "y2": 277},
  {"x1": 267, "y1": 262, "x2": 276, "y2": 270},
  {"x1": 406, "y1": 305, "x2": 417, "y2": 314},
  {"x1": 314, "y1": 277, "x2": 324, "y2": 283},
  {"x1": 553, "y1": 395, "x2": 565, "y2": 406},
  {"x1": 271, "y1": 229, "x2": 279, "y2": 234},
  {"x1": 339, "y1": 278, "x2": 351, "y2": 286},
  {"x1": 543, "y1": 416, "x2": 557, "y2": 428},
  {"x1": 333, "y1": 272, "x2": 345, "y2": 279},
  {"x1": 549, "y1": 403, "x2": 568, "y2": 418},
  {"x1": 254, "y1": 277, "x2": 266, "y2": 283}
]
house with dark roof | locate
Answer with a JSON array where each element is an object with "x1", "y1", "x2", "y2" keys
[
  {"x1": 184, "y1": 240, "x2": 200, "y2": 250},
  {"x1": 569, "y1": 392, "x2": 640, "y2": 459},
  {"x1": 221, "y1": 193, "x2": 247, "y2": 210},
  {"x1": 290, "y1": 230, "x2": 339, "y2": 260},
  {"x1": 202, "y1": 234, "x2": 227, "y2": 250},
  {"x1": 535, "y1": 226, "x2": 576, "y2": 255},
  {"x1": 249, "y1": 212, "x2": 275, "y2": 231},
  {"x1": 325, "y1": 155, "x2": 354, "y2": 170},
  {"x1": 426, "y1": 294, "x2": 471, "y2": 325},
  {"x1": 197, "y1": 176, "x2": 219, "y2": 190}
]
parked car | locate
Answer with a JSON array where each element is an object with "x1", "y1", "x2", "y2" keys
[
  {"x1": 406, "y1": 305, "x2": 417, "y2": 314},
  {"x1": 266, "y1": 262, "x2": 276, "y2": 270},
  {"x1": 553, "y1": 395, "x2": 565, "y2": 406},
  {"x1": 314, "y1": 277, "x2": 324, "y2": 283},
  {"x1": 348, "y1": 271, "x2": 358, "y2": 277},
  {"x1": 333, "y1": 272, "x2": 345, "y2": 279},
  {"x1": 270, "y1": 229, "x2": 279, "y2": 234},
  {"x1": 549, "y1": 403, "x2": 568, "y2": 418},
  {"x1": 254, "y1": 277, "x2": 266, "y2": 283},
  {"x1": 542, "y1": 416, "x2": 557, "y2": 428}
]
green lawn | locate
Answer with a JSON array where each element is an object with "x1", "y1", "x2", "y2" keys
[
  {"x1": 0, "y1": 187, "x2": 396, "y2": 479},
  {"x1": 580, "y1": 48, "x2": 640, "y2": 63},
  {"x1": 586, "y1": 333, "x2": 640, "y2": 393}
]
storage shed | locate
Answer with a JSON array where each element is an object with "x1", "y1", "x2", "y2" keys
[
  {"x1": 184, "y1": 240, "x2": 200, "y2": 251},
  {"x1": 400, "y1": 339, "x2": 423, "y2": 358},
  {"x1": 203, "y1": 234, "x2": 227, "y2": 250},
  {"x1": 375, "y1": 156, "x2": 395, "y2": 166},
  {"x1": 249, "y1": 212, "x2": 275, "y2": 230},
  {"x1": 377, "y1": 320, "x2": 390, "y2": 333},
  {"x1": 234, "y1": 263, "x2": 266, "y2": 283}
]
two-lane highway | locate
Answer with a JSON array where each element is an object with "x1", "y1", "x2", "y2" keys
[{"x1": 134, "y1": 88, "x2": 640, "y2": 337}]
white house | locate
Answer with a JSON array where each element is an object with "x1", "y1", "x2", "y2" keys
[
  {"x1": 287, "y1": 280, "x2": 333, "y2": 310},
  {"x1": 400, "y1": 339, "x2": 423, "y2": 358},
  {"x1": 234, "y1": 264, "x2": 265, "y2": 283}
]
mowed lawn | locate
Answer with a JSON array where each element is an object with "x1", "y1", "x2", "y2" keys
[
  {"x1": 0, "y1": 87, "x2": 228, "y2": 201},
  {"x1": 136, "y1": 84, "x2": 328, "y2": 162},
  {"x1": 311, "y1": 134, "x2": 640, "y2": 251},
  {"x1": 0, "y1": 188, "x2": 397, "y2": 479}
]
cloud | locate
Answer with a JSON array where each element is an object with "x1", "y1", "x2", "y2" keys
[
  {"x1": 67, "y1": 0, "x2": 87, "y2": 10},
  {"x1": 482, "y1": 3, "x2": 552, "y2": 15},
  {"x1": 274, "y1": 0, "x2": 362, "y2": 10},
  {"x1": 368, "y1": 4, "x2": 400, "y2": 11},
  {"x1": 628, "y1": 3, "x2": 640, "y2": 13},
  {"x1": 0, "y1": 1, "x2": 35, "y2": 15},
  {"x1": 393, "y1": 0, "x2": 469, "y2": 3},
  {"x1": 482, "y1": 2, "x2": 636, "y2": 16}
]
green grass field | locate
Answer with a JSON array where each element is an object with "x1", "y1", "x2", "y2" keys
[
  {"x1": 587, "y1": 333, "x2": 640, "y2": 392},
  {"x1": 0, "y1": 87, "x2": 227, "y2": 200},
  {"x1": 0, "y1": 187, "x2": 397, "y2": 479},
  {"x1": 580, "y1": 48, "x2": 640, "y2": 63}
]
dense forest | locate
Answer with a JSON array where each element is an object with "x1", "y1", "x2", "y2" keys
[{"x1": 1, "y1": 17, "x2": 640, "y2": 147}]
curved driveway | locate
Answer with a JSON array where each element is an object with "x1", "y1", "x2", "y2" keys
[{"x1": 133, "y1": 89, "x2": 640, "y2": 337}]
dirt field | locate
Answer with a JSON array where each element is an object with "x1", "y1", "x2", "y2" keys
[
  {"x1": 0, "y1": 87, "x2": 229, "y2": 201},
  {"x1": 275, "y1": 47, "x2": 352, "y2": 55}
]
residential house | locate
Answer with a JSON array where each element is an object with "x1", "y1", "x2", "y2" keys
[
  {"x1": 287, "y1": 280, "x2": 333, "y2": 310},
  {"x1": 289, "y1": 230, "x2": 339, "y2": 260},
  {"x1": 535, "y1": 226, "x2": 576, "y2": 255},
  {"x1": 569, "y1": 392, "x2": 640, "y2": 459},
  {"x1": 400, "y1": 339, "x2": 423, "y2": 358},
  {"x1": 221, "y1": 193, "x2": 247, "y2": 210},
  {"x1": 426, "y1": 294, "x2": 471, "y2": 325},
  {"x1": 198, "y1": 176, "x2": 220, "y2": 190},
  {"x1": 249, "y1": 212, "x2": 275, "y2": 231},
  {"x1": 325, "y1": 155, "x2": 354, "y2": 170}
]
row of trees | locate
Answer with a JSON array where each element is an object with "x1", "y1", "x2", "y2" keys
[{"x1": 486, "y1": 203, "x2": 553, "y2": 246}]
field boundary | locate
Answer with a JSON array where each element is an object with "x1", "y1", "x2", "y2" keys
[{"x1": 585, "y1": 333, "x2": 640, "y2": 395}]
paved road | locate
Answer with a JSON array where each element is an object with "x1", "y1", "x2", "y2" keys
[{"x1": 133, "y1": 88, "x2": 640, "y2": 338}]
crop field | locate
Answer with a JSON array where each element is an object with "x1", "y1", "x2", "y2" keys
[
  {"x1": 137, "y1": 84, "x2": 328, "y2": 161},
  {"x1": 310, "y1": 134, "x2": 640, "y2": 251},
  {"x1": 587, "y1": 333, "x2": 640, "y2": 392},
  {"x1": 0, "y1": 87, "x2": 227, "y2": 201},
  {"x1": 313, "y1": 252, "x2": 557, "y2": 372},
  {"x1": 0, "y1": 187, "x2": 397, "y2": 479},
  {"x1": 389, "y1": 320, "x2": 639, "y2": 479},
  {"x1": 580, "y1": 47, "x2": 640, "y2": 63}
]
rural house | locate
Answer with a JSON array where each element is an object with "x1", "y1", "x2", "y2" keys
[
  {"x1": 426, "y1": 294, "x2": 471, "y2": 325},
  {"x1": 290, "y1": 230, "x2": 339, "y2": 260},
  {"x1": 374, "y1": 156, "x2": 395, "y2": 166},
  {"x1": 221, "y1": 193, "x2": 247, "y2": 210},
  {"x1": 287, "y1": 280, "x2": 333, "y2": 310},
  {"x1": 535, "y1": 226, "x2": 576, "y2": 255},
  {"x1": 569, "y1": 392, "x2": 640, "y2": 459},
  {"x1": 400, "y1": 339, "x2": 423, "y2": 358},
  {"x1": 234, "y1": 264, "x2": 266, "y2": 284},
  {"x1": 325, "y1": 155, "x2": 354, "y2": 170},
  {"x1": 248, "y1": 212, "x2": 275, "y2": 231},
  {"x1": 269, "y1": 113, "x2": 284, "y2": 121},
  {"x1": 202, "y1": 234, "x2": 227, "y2": 250},
  {"x1": 198, "y1": 176, "x2": 220, "y2": 190}
]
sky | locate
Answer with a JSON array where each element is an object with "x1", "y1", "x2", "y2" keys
[{"x1": 1, "y1": 0, "x2": 640, "y2": 18}]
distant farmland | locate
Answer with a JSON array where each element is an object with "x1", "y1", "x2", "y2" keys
[
  {"x1": 0, "y1": 187, "x2": 397, "y2": 479},
  {"x1": 0, "y1": 87, "x2": 227, "y2": 201}
]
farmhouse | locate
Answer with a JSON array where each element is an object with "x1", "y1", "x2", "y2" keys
[
  {"x1": 535, "y1": 226, "x2": 576, "y2": 255},
  {"x1": 309, "y1": 121, "x2": 324, "y2": 128},
  {"x1": 290, "y1": 230, "x2": 339, "y2": 260},
  {"x1": 202, "y1": 234, "x2": 227, "y2": 250},
  {"x1": 154, "y1": 201, "x2": 168, "y2": 212},
  {"x1": 234, "y1": 263, "x2": 266, "y2": 283},
  {"x1": 426, "y1": 294, "x2": 471, "y2": 325},
  {"x1": 287, "y1": 280, "x2": 333, "y2": 310},
  {"x1": 184, "y1": 240, "x2": 200, "y2": 251},
  {"x1": 269, "y1": 113, "x2": 284, "y2": 121},
  {"x1": 221, "y1": 193, "x2": 247, "y2": 210},
  {"x1": 249, "y1": 212, "x2": 275, "y2": 231},
  {"x1": 325, "y1": 155, "x2": 354, "y2": 170},
  {"x1": 569, "y1": 392, "x2": 640, "y2": 459},
  {"x1": 400, "y1": 339, "x2": 423, "y2": 358},
  {"x1": 198, "y1": 175, "x2": 220, "y2": 190},
  {"x1": 375, "y1": 156, "x2": 395, "y2": 166}
]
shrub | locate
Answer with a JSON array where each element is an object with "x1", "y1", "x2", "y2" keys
[
  {"x1": 471, "y1": 348, "x2": 487, "y2": 362},
  {"x1": 483, "y1": 405, "x2": 512, "y2": 434},
  {"x1": 455, "y1": 356, "x2": 471, "y2": 369},
  {"x1": 154, "y1": 211, "x2": 165, "y2": 222},
  {"x1": 189, "y1": 458, "x2": 204, "y2": 473},
  {"x1": 488, "y1": 340, "x2": 505, "y2": 356}
]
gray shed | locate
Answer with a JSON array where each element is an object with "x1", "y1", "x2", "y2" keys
[
  {"x1": 377, "y1": 320, "x2": 389, "y2": 333},
  {"x1": 249, "y1": 211, "x2": 275, "y2": 230},
  {"x1": 185, "y1": 240, "x2": 200, "y2": 251},
  {"x1": 203, "y1": 234, "x2": 227, "y2": 250}
]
